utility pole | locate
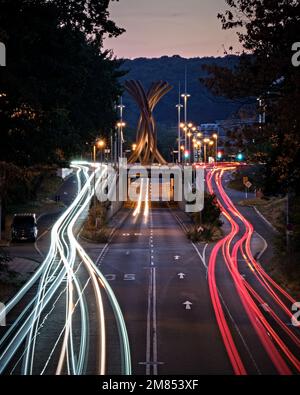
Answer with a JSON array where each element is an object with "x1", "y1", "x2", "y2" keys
[
  {"x1": 117, "y1": 97, "x2": 126, "y2": 160},
  {"x1": 181, "y1": 66, "x2": 191, "y2": 164},
  {"x1": 176, "y1": 82, "x2": 183, "y2": 164},
  {"x1": 110, "y1": 130, "x2": 113, "y2": 164}
]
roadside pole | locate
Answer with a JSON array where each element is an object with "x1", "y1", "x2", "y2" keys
[{"x1": 243, "y1": 177, "x2": 252, "y2": 200}]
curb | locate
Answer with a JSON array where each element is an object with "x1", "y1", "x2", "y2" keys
[
  {"x1": 253, "y1": 206, "x2": 279, "y2": 234},
  {"x1": 253, "y1": 231, "x2": 268, "y2": 261}
]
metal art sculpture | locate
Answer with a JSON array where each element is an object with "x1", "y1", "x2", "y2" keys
[{"x1": 124, "y1": 80, "x2": 173, "y2": 165}]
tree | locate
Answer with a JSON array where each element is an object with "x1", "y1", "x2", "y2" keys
[
  {"x1": 201, "y1": 0, "x2": 300, "y2": 195},
  {"x1": 0, "y1": 0, "x2": 125, "y2": 165},
  {"x1": 0, "y1": 162, "x2": 23, "y2": 236}
]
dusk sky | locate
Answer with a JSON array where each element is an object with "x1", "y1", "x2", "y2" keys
[{"x1": 104, "y1": 0, "x2": 242, "y2": 59}]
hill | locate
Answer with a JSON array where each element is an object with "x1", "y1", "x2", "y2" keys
[{"x1": 120, "y1": 55, "x2": 240, "y2": 128}]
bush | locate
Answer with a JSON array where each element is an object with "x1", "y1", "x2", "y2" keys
[
  {"x1": 81, "y1": 227, "x2": 110, "y2": 243},
  {"x1": 187, "y1": 225, "x2": 223, "y2": 242},
  {"x1": 186, "y1": 193, "x2": 223, "y2": 242},
  {"x1": 81, "y1": 200, "x2": 110, "y2": 243},
  {"x1": 191, "y1": 193, "x2": 222, "y2": 228}
]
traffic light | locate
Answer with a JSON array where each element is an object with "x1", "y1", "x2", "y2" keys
[
  {"x1": 217, "y1": 151, "x2": 223, "y2": 160},
  {"x1": 236, "y1": 152, "x2": 244, "y2": 161},
  {"x1": 184, "y1": 150, "x2": 190, "y2": 159}
]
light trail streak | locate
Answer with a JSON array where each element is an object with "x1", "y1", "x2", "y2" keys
[
  {"x1": 23, "y1": 165, "x2": 91, "y2": 375},
  {"x1": 0, "y1": 163, "x2": 131, "y2": 376},
  {"x1": 133, "y1": 178, "x2": 144, "y2": 217},
  {"x1": 144, "y1": 178, "x2": 149, "y2": 220},
  {"x1": 215, "y1": 170, "x2": 292, "y2": 375},
  {"x1": 208, "y1": 166, "x2": 300, "y2": 374},
  {"x1": 206, "y1": 168, "x2": 247, "y2": 375},
  {"x1": 215, "y1": 170, "x2": 300, "y2": 373}
]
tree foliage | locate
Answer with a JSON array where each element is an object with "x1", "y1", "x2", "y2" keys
[
  {"x1": 0, "y1": 0, "x2": 125, "y2": 165},
  {"x1": 202, "y1": 0, "x2": 300, "y2": 195}
]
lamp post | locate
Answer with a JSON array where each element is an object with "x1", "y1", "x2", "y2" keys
[
  {"x1": 212, "y1": 133, "x2": 218, "y2": 162},
  {"x1": 209, "y1": 140, "x2": 214, "y2": 162},
  {"x1": 187, "y1": 131, "x2": 192, "y2": 163},
  {"x1": 117, "y1": 121, "x2": 126, "y2": 160},
  {"x1": 203, "y1": 138, "x2": 210, "y2": 163},
  {"x1": 110, "y1": 130, "x2": 113, "y2": 164},
  {"x1": 180, "y1": 122, "x2": 195, "y2": 164},
  {"x1": 97, "y1": 139, "x2": 105, "y2": 166},
  {"x1": 117, "y1": 98, "x2": 126, "y2": 161},
  {"x1": 176, "y1": 103, "x2": 183, "y2": 163},
  {"x1": 181, "y1": 93, "x2": 191, "y2": 155},
  {"x1": 196, "y1": 141, "x2": 202, "y2": 163}
]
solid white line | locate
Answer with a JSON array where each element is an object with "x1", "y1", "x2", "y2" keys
[
  {"x1": 202, "y1": 243, "x2": 208, "y2": 262},
  {"x1": 146, "y1": 267, "x2": 152, "y2": 375},
  {"x1": 192, "y1": 242, "x2": 207, "y2": 270}
]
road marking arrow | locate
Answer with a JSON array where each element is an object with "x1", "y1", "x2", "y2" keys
[
  {"x1": 174, "y1": 255, "x2": 181, "y2": 260},
  {"x1": 183, "y1": 301, "x2": 193, "y2": 310},
  {"x1": 178, "y1": 273, "x2": 186, "y2": 280}
]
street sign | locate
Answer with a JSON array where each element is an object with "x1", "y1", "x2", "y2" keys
[
  {"x1": 243, "y1": 176, "x2": 249, "y2": 185},
  {"x1": 245, "y1": 181, "x2": 252, "y2": 189}
]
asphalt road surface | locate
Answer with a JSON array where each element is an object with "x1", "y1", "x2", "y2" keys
[{"x1": 0, "y1": 162, "x2": 299, "y2": 375}]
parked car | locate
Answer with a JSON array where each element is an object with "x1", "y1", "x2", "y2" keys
[{"x1": 11, "y1": 214, "x2": 38, "y2": 242}]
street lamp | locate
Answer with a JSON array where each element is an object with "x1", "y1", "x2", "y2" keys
[
  {"x1": 203, "y1": 138, "x2": 210, "y2": 163},
  {"x1": 97, "y1": 139, "x2": 105, "y2": 166},
  {"x1": 117, "y1": 98, "x2": 126, "y2": 161},
  {"x1": 196, "y1": 140, "x2": 202, "y2": 163},
  {"x1": 212, "y1": 133, "x2": 219, "y2": 162},
  {"x1": 180, "y1": 122, "x2": 195, "y2": 164},
  {"x1": 116, "y1": 121, "x2": 126, "y2": 160},
  {"x1": 181, "y1": 93, "x2": 191, "y2": 151},
  {"x1": 176, "y1": 103, "x2": 183, "y2": 163}
]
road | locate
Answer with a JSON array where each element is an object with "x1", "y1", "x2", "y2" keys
[
  {"x1": 0, "y1": 163, "x2": 130, "y2": 375},
  {"x1": 0, "y1": 162, "x2": 299, "y2": 375}
]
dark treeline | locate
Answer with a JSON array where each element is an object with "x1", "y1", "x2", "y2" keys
[
  {"x1": 0, "y1": 0, "x2": 124, "y2": 166},
  {"x1": 121, "y1": 55, "x2": 240, "y2": 128},
  {"x1": 202, "y1": 0, "x2": 300, "y2": 195}
]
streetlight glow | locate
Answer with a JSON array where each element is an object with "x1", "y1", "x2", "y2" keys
[{"x1": 97, "y1": 140, "x2": 105, "y2": 148}]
